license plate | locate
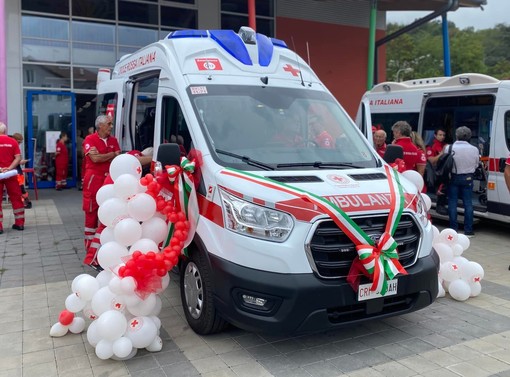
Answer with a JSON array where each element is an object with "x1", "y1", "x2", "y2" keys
[{"x1": 358, "y1": 279, "x2": 398, "y2": 301}]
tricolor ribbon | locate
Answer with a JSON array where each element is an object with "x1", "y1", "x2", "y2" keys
[
  {"x1": 163, "y1": 157, "x2": 199, "y2": 256},
  {"x1": 220, "y1": 164, "x2": 407, "y2": 295}
]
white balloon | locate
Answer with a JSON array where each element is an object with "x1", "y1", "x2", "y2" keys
[
  {"x1": 114, "y1": 218, "x2": 143, "y2": 247},
  {"x1": 111, "y1": 347, "x2": 137, "y2": 361},
  {"x1": 439, "y1": 261, "x2": 461, "y2": 282},
  {"x1": 146, "y1": 336, "x2": 163, "y2": 352},
  {"x1": 440, "y1": 228, "x2": 458, "y2": 246},
  {"x1": 98, "y1": 198, "x2": 129, "y2": 228},
  {"x1": 120, "y1": 276, "x2": 137, "y2": 296},
  {"x1": 109, "y1": 275, "x2": 124, "y2": 295},
  {"x1": 127, "y1": 293, "x2": 157, "y2": 317},
  {"x1": 470, "y1": 281, "x2": 482, "y2": 297},
  {"x1": 457, "y1": 233, "x2": 471, "y2": 251},
  {"x1": 91, "y1": 286, "x2": 126, "y2": 316},
  {"x1": 437, "y1": 278, "x2": 445, "y2": 298},
  {"x1": 453, "y1": 256, "x2": 469, "y2": 267},
  {"x1": 401, "y1": 170, "x2": 424, "y2": 192},
  {"x1": 123, "y1": 292, "x2": 143, "y2": 308},
  {"x1": 149, "y1": 295, "x2": 162, "y2": 317},
  {"x1": 65, "y1": 293, "x2": 87, "y2": 313},
  {"x1": 420, "y1": 193, "x2": 432, "y2": 211},
  {"x1": 141, "y1": 217, "x2": 168, "y2": 244},
  {"x1": 128, "y1": 193, "x2": 157, "y2": 222},
  {"x1": 95, "y1": 339, "x2": 114, "y2": 360},
  {"x1": 129, "y1": 238, "x2": 159, "y2": 255},
  {"x1": 50, "y1": 322, "x2": 69, "y2": 337},
  {"x1": 461, "y1": 261, "x2": 484, "y2": 284},
  {"x1": 113, "y1": 337, "x2": 134, "y2": 359},
  {"x1": 452, "y1": 244, "x2": 464, "y2": 257},
  {"x1": 114, "y1": 174, "x2": 141, "y2": 201},
  {"x1": 86, "y1": 320, "x2": 101, "y2": 347},
  {"x1": 434, "y1": 243, "x2": 453, "y2": 263},
  {"x1": 432, "y1": 225, "x2": 440, "y2": 243},
  {"x1": 448, "y1": 279, "x2": 471, "y2": 301},
  {"x1": 149, "y1": 315, "x2": 161, "y2": 330},
  {"x1": 68, "y1": 317, "x2": 86, "y2": 334},
  {"x1": 100, "y1": 227, "x2": 115, "y2": 245},
  {"x1": 96, "y1": 269, "x2": 113, "y2": 288},
  {"x1": 71, "y1": 274, "x2": 90, "y2": 293},
  {"x1": 110, "y1": 154, "x2": 142, "y2": 181},
  {"x1": 96, "y1": 310, "x2": 128, "y2": 341},
  {"x1": 83, "y1": 304, "x2": 98, "y2": 321},
  {"x1": 97, "y1": 241, "x2": 129, "y2": 269},
  {"x1": 73, "y1": 275, "x2": 100, "y2": 301},
  {"x1": 125, "y1": 316, "x2": 158, "y2": 348},
  {"x1": 96, "y1": 184, "x2": 115, "y2": 206}
]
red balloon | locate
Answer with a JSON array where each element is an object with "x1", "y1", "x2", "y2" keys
[
  {"x1": 175, "y1": 221, "x2": 186, "y2": 230},
  {"x1": 118, "y1": 266, "x2": 126, "y2": 277},
  {"x1": 168, "y1": 213, "x2": 178, "y2": 223},
  {"x1": 132, "y1": 250, "x2": 142, "y2": 260},
  {"x1": 145, "y1": 173, "x2": 154, "y2": 182},
  {"x1": 156, "y1": 268, "x2": 167, "y2": 277},
  {"x1": 177, "y1": 212, "x2": 187, "y2": 221},
  {"x1": 173, "y1": 230, "x2": 186, "y2": 241},
  {"x1": 140, "y1": 177, "x2": 148, "y2": 186},
  {"x1": 146, "y1": 251, "x2": 156, "y2": 260},
  {"x1": 59, "y1": 309, "x2": 75, "y2": 326}
]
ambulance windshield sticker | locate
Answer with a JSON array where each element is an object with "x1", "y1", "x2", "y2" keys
[
  {"x1": 195, "y1": 58, "x2": 223, "y2": 71},
  {"x1": 190, "y1": 86, "x2": 208, "y2": 95},
  {"x1": 326, "y1": 174, "x2": 359, "y2": 188}
]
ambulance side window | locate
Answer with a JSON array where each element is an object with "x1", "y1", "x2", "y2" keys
[
  {"x1": 133, "y1": 75, "x2": 158, "y2": 152},
  {"x1": 505, "y1": 111, "x2": 510, "y2": 152},
  {"x1": 161, "y1": 96, "x2": 190, "y2": 155}
]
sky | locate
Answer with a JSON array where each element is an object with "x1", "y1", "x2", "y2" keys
[{"x1": 386, "y1": 0, "x2": 509, "y2": 30}]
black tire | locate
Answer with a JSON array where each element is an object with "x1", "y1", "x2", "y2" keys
[{"x1": 179, "y1": 250, "x2": 228, "y2": 335}]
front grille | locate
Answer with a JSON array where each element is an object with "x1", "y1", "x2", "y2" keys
[{"x1": 306, "y1": 214, "x2": 420, "y2": 278}]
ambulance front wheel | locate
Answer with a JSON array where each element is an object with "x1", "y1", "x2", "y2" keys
[{"x1": 180, "y1": 251, "x2": 228, "y2": 335}]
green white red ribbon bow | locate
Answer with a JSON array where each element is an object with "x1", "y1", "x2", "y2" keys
[
  {"x1": 220, "y1": 164, "x2": 407, "y2": 295},
  {"x1": 163, "y1": 157, "x2": 198, "y2": 255}
]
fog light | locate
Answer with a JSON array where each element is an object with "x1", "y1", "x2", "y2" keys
[{"x1": 242, "y1": 294, "x2": 267, "y2": 307}]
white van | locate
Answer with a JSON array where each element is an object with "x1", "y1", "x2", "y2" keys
[
  {"x1": 357, "y1": 73, "x2": 510, "y2": 223},
  {"x1": 97, "y1": 27, "x2": 438, "y2": 335}
]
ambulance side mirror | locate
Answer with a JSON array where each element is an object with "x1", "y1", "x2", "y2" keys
[
  {"x1": 383, "y1": 144, "x2": 404, "y2": 164},
  {"x1": 156, "y1": 143, "x2": 181, "y2": 166}
]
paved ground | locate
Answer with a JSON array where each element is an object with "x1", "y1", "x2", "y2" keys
[{"x1": 2, "y1": 188, "x2": 510, "y2": 377}]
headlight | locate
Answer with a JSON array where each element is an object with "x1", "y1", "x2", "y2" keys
[{"x1": 220, "y1": 189, "x2": 294, "y2": 242}]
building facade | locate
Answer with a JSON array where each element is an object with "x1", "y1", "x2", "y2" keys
[{"x1": 2, "y1": 0, "x2": 386, "y2": 188}]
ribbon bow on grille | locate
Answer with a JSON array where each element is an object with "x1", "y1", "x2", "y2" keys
[{"x1": 356, "y1": 232, "x2": 407, "y2": 296}]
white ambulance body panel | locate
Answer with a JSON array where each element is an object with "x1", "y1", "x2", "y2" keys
[
  {"x1": 97, "y1": 27, "x2": 438, "y2": 335},
  {"x1": 358, "y1": 73, "x2": 510, "y2": 224}
]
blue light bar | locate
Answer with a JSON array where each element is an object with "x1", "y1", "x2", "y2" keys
[
  {"x1": 169, "y1": 30, "x2": 208, "y2": 39},
  {"x1": 256, "y1": 33, "x2": 273, "y2": 67},
  {"x1": 271, "y1": 38, "x2": 288, "y2": 49},
  {"x1": 209, "y1": 30, "x2": 252, "y2": 66}
]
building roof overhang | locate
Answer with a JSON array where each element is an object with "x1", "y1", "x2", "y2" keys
[{"x1": 377, "y1": 0, "x2": 487, "y2": 12}]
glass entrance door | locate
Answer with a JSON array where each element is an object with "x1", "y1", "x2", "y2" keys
[{"x1": 26, "y1": 90, "x2": 77, "y2": 189}]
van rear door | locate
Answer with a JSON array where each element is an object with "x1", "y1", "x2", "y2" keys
[{"x1": 97, "y1": 78, "x2": 130, "y2": 150}]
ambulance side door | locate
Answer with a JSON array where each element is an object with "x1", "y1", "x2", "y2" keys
[
  {"x1": 490, "y1": 100, "x2": 510, "y2": 216},
  {"x1": 355, "y1": 96, "x2": 374, "y2": 147}
]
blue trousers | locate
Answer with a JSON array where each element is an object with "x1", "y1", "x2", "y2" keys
[{"x1": 447, "y1": 173, "x2": 474, "y2": 233}]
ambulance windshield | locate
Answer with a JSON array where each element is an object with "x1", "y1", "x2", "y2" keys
[{"x1": 188, "y1": 85, "x2": 377, "y2": 170}]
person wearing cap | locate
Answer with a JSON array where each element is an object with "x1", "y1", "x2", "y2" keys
[
  {"x1": 82, "y1": 115, "x2": 120, "y2": 270},
  {"x1": 0, "y1": 122, "x2": 25, "y2": 233}
]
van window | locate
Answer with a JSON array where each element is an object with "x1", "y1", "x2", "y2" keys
[
  {"x1": 422, "y1": 95, "x2": 495, "y2": 149},
  {"x1": 132, "y1": 75, "x2": 158, "y2": 152},
  {"x1": 505, "y1": 111, "x2": 510, "y2": 152},
  {"x1": 161, "y1": 96, "x2": 190, "y2": 155},
  {"x1": 97, "y1": 92, "x2": 118, "y2": 133},
  {"x1": 371, "y1": 113, "x2": 419, "y2": 144},
  {"x1": 187, "y1": 85, "x2": 377, "y2": 170}
]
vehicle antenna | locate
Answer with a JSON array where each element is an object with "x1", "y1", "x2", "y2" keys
[{"x1": 291, "y1": 36, "x2": 305, "y2": 87}]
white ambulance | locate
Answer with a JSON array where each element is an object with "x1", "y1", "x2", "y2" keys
[
  {"x1": 97, "y1": 27, "x2": 439, "y2": 335},
  {"x1": 357, "y1": 73, "x2": 510, "y2": 223}
]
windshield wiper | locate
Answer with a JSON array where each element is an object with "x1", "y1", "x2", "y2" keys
[
  {"x1": 276, "y1": 161, "x2": 363, "y2": 169},
  {"x1": 216, "y1": 149, "x2": 275, "y2": 171}
]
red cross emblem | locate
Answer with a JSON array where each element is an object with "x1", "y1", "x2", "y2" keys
[
  {"x1": 89, "y1": 314, "x2": 97, "y2": 320},
  {"x1": 448, "y1": 235, "x2": 453, "y2": 241},
  {"x1": 452, "y1": 264, "x2": 458, "y2": 271},
  {"x1": 130, "y1": 319, "x2": 139, "y2": 328},
  {"x1": 137, "y1": 166, "x2": 142, "y2": 174},
  {"x1": 112, "y1": 300, "x2": 124, "y2": 310},
  {"x1": 283, "y1": 64, "x2": 300, "y2": 76},
  {"x1": 474, "y1": 276, "x2": 480, "y2": 282}
]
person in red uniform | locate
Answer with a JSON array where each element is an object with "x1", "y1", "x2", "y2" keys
[
  {"x1": 426, "y1": 128, "x2": 447, "y2": 213},
  {"x1": 54, "y1": 131, "x2": 69, "y2": 191},
  {"x1": 0, "y1": 122, "x2": 25, "y2": 233},
  {"x1": 308, "y1": 113, "x2": 335, "y2": 149},
  {"x1": 82, "y1": 115, "x2": 120, "y2": 270},
  {"x1": 373, "y1": 129, "x2": 387, "y2": 158},
  {"x1": 391, "y1": 121, "x2": 426, "y2": 175}
]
